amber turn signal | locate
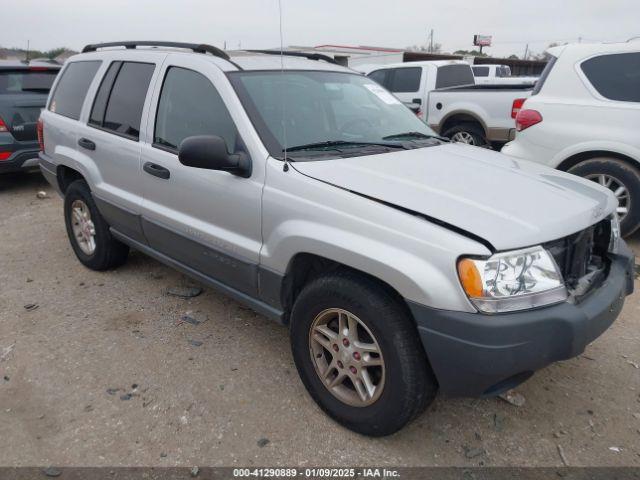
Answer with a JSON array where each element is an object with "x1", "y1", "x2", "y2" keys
[{"x1": 457, "y1": 258, "x2": 484, "y2": 298}]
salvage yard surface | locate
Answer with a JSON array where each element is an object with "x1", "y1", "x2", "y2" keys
[{"x1": 1, "y1": 172, "x2": 639, "y2": 467}]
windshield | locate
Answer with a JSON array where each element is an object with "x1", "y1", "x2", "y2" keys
[
  {"x1": 229, "y1": 70, "x2": 439, "y2": 159},
  {"x1": 0, "y1": 70, "x2": 58, "y2": 94}
]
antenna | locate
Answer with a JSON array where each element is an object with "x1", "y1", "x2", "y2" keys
[{"x1": 278, "y1": 0, "x2": 289, "y2": 172}]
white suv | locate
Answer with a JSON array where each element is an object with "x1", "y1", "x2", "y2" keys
[
  {"x1": 38, "y1": 42, "x2": 634, "y2": 436},
  {"x1": 502, "y1": 41, "x2": 640, "y2": 236}
]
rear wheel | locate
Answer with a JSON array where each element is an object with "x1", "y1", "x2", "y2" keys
[
  {"x1": 64, "y1": 180, "x2": 129, "y2": 270},
  {"x1": 443, "y1": 123, "x2": 487, "y2": 147},
  {"x1": 290, "y1": 271, "x2": 438, "y2": 436},
  {"x1": 568, "y1": 158, "x2": 640, "y2": 237}
]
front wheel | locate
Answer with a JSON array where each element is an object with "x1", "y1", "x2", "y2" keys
[
  {"x1": 290, "y1": 271, "x2": 438, "y2": 436},
  {"x1": 568, "y1": 158, "x2": 640, "y2": 237}
]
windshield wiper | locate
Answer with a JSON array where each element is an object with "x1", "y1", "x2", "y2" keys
[
  {"x1": 383, "y1": 131, "x2": 448, "y2": 142},
  {"x1": 284, "y1": 140, "x2": 407, "y2": 152}
]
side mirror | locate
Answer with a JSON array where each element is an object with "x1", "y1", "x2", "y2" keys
[{"x1": 178, "y1": 135, "x2": 251, "y2": 178}]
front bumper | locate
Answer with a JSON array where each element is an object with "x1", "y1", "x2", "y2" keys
[{"x1": 409, "y1": 241, "x2": 635, "y2": 397}]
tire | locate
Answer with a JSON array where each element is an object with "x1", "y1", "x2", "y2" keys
[
  {"x1": 442, "y1": 123, "x2": 486, "y2": 147},
  {"x1": 63, "y1": 179, "x2": 129, "y2": 270},
  {"x1": 568, "y1": 158, "x2": 640, "y2": 237},
  {"x1": 289, "y1": 271, "x2": 438, "y2": 436}
]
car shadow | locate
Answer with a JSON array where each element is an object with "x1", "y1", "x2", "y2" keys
[{"x1": 0, "y1": 171, "x2": 49, "y2": 194}]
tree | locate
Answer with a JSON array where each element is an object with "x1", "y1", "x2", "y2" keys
[
  {"x1": 406, "y1": 42, "x2": 442, "y2": 53},
  {"x1": 453, "y1": 49, "x2": 488, "y2": 57},
  {"x1": 44, "y1": 48, "x2": 68, "y2": 60}
]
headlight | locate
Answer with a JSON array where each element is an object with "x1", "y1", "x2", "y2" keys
[
  {"x1": 609, "y1": 214, "x2": 621, "y2": 254},
  {"x1": 457, "y1": 246, "x2": 567, "y2": 313}
]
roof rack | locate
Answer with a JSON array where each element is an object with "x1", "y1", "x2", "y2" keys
[
  {"x1": 82, "y1": 40, "x2": 232, "y2": 60},
  {"x1": 247, "y1": 49, "x2": 338, "y2": 65}
]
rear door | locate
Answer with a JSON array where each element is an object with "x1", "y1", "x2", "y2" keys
[
  {"x1": 139, "y1": 54, "x2": 264, "y2": 297},
  {"x1": 78, "y1": 59, "x2": 159, "y2": 242}
]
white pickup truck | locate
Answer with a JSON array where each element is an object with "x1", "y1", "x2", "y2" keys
[
  {"x1": 366, "y1": 60, "x2": 533, "y2": 147},
  {"x1": 472, "y1": 64, "x2": 539, "y2": 86}
]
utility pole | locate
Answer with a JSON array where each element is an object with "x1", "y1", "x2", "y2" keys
[
  {"x1": 523, "y1": 43, "x2": 529, "y2": 60},
  {"x1": 428, "y1": 29, "x2": 434, "y2": 53},
  {"x1": 26, "y1": 40, "x2": 30, "y2": 62}
]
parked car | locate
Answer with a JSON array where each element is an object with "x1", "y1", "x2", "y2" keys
[
  {"x1": 0, "y1": 60, "x2": 60, "y2": 174},
  {"x1": 502, "y1": 42, "x2": 640, "y2": 236},
  {"x1": 472, "y1": 64, "x2": 538, "y2": 85},
  {"x1": 366, "y1": 61, "x2": 532, "y2": 147},
  {"x1": 39, "y1": 42, "x2": 634, "y2": 436}
]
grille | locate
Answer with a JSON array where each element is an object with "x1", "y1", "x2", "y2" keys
[{"x1": 544, "y1": 219, "x2": 611, "y2": 292}]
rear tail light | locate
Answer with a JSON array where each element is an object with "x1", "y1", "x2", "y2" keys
[
  {"x1": 0, "y1": 116, "x2": 8, "y2": 133},
  {"x1": 37, "y1": 117, "x2": 45, "y2": 152},
  {"x1": 0, "y1": 151, "x2": 11, "y2": 161},
  {"x1": 511, "y1": 98, "x2": 526, "y2": 119},
  {"x1": 515, "y1": 109, "x2": 543, "y2": 131}
]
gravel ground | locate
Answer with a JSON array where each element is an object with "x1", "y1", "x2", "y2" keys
[{"x1": 0, "y1": 171, "x2": 639, "y2": 467}]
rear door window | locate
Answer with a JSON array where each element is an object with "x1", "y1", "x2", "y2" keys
[
  {"x1": 580, "y1": 53, "x2": 640, "y2": 102},
  {"x1": 49, "y1": 61, "x2": 101, "y2": 119},
  {"x1": 435, "y1": 64, "x2": 475, "y2": 88},
  {"x1": 94, "y1": 62, "x2": 155, "y2": 139},
  {"x1": 472, "y1": 66, "x2": 489, "y2": 77},
  {"x1": 388, "y1": 67, "x2": 421, "y2": 92},
  {"x1": 153, "y1": 67, "x2": 239, "y2": 153}
]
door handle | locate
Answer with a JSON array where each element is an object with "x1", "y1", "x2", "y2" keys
[
  {"x1": 78, "y1": 137, "x2": 96, "y2": 150},
  {"x1": 143, "y1": 162, "x2": 170, "y2": 180}
]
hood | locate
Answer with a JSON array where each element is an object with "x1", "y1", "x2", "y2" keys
[{"x1": 292, "y1": 144, "x2": 617, "y2": 251}]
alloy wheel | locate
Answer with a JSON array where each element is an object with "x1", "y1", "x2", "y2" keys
[
  {"x1": 309, "y1": 308, "x2": 385, "y2": 407},
  {"x1": 70, "y1": 199, "x2": 97, "y2": 255},
  {"x1": 585, "y1": 173, "x2": 630, "y2": 221},
  {"x1": 450, "y1": 131, "x2": 477, "y2": 145}
]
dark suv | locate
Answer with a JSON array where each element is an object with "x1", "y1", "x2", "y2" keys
[{"x1": 0, "y1": 61, "x2": 60, "y2": 174}]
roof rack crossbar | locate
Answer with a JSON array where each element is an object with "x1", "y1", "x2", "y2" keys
[
  {"x1": 247, "y1": 49, "x2": 338, "y2": 65},
  {"x1": 82, "y1": 41, "x2": 231, "y2": 60}
]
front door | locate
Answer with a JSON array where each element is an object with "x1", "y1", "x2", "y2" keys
[{"x1": 139, "y1": 55, "x2": 264, "y2": 296}]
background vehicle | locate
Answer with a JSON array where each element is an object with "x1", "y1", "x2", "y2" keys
[
  {"x1": 39, "y1": 42, "x2": 633, "y2": 436},
  {"x1": 502, "y1": 42, "x2": 640, "y2": 236},
  {"x1": 366, "y1": 61, "x2": 532, "y2": 147},
  {"x1": 472, "y1": 64, "x2": 539, "y2": 85},
  {"x1": 0, "y1": 60, "x2": 60, "y2": 174}
]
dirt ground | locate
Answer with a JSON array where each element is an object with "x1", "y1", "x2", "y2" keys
[{"x1": 0, "y1": 171, "x2": 639, "y2": 468}]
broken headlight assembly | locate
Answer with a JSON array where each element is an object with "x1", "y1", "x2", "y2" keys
[{"x1": 457, "y1": 246, "x2": 568, "y2": 313}]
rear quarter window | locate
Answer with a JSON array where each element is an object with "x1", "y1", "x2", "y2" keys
[
  {"x1": 435, "y1": 65, "x2": 475, "y2": 88},
  {"x1": 49, "y1": 61, "x2": 101, "y2": 119},
  {"x1": 580, "y1": 52, "x2": 640, "y2": 102}
]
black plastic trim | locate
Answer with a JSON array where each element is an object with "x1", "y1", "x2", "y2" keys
[{"x1": 110, "y1": 228, "x2": 284, "y2": 322}]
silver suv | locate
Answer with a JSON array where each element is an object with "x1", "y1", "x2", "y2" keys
[{"x1": 39, "y1": 41, "x2": 634, "y2": 436}]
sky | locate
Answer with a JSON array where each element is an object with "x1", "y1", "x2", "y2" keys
[{"x1": 4, "y1": 0, "x2": 640, "y2": 58}]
